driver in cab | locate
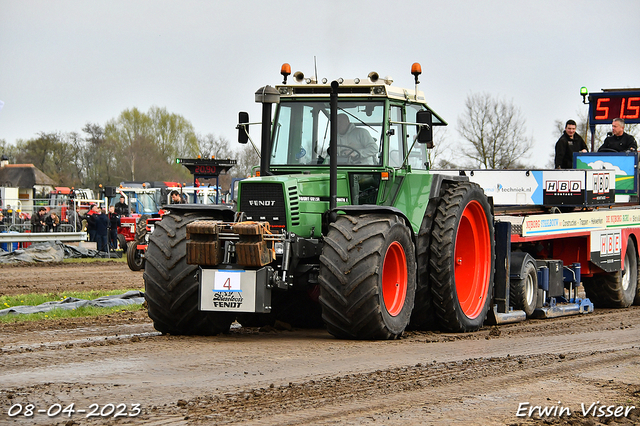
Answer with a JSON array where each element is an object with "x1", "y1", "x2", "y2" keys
[
  {"x1": 336, "y1": 114, "x2": 378, "y2": 164},
  {"x1": 597, "y1": 118, "x2": 637, "y2": 152}
]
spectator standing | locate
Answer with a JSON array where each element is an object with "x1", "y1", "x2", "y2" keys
[
  {"x1": 85, "y1": 204, "x2": 98, "y2": 242},
  {"x1": 30, "y1": 207, "x2": 47, "y2": 232},
  {"x1": 45, "y1": 211, "x2": 60, "y2": 232},
  {"x1": 94, "y1": 206, "x2": 110, "y2": 252},
  {"x1": 108, "y1": 205, "x2": 121, "y2": 250},
  {"x1": 554, "y1": 119, "x2": 588, "y2": 169},
  {"x1": 114, "y1": 195, "x2": 130, "y2": 217},
  {"x1": 67, "y1": 205, "x2": 82, "y2": 231}
]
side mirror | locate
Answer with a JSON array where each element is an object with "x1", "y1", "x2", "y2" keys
[
  {"x1": 238, "y1": 112, "x2": 249, "y2": 144},
  {"x1": 416, "y1": 110, "x2": 433, "y2": 148}
]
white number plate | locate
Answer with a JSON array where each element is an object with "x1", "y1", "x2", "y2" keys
[{"x1": 200, "y1": 269, "x2": 257, "y2": 312}]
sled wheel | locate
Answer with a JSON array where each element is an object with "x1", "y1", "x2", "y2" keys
[
  {"x1": 430, "y1": 182, "x2": 494, "y2": 332},
  {"x1": 584, "y1": 237, "x2": 637, "y2": 308},
  {"x1": 127, "y1": 241, "x2": 144, "y2": 271},
  {"x1": 510, "y1": 259, "x2": 538, "y2": 317},
  {"x1": 143, "y1": 211, "x2": 234, "y2": 335},
  {"x1": 319, "y1": 214, "x2": 416, "y2": 340}
]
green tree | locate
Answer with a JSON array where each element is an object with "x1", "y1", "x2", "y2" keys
[
  {"x1": 149, "y1": 106, "x2": 199, "y2": 162},
  {"x1": 105, "y1": 107, "x2": 152, "y2": 181},
  {"x1": 82, "y1": 123, "x2": 121, "y2": 189},
  {"x1": 0, "y1": 139, "x2": 20, "y2": 163},
  {"x1": 458, "y1": 93, "x2": 532, "y2": 169}
]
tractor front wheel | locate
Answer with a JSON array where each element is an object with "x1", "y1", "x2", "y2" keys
[
  {"x1": 143, "y1": 211, "x2": 234, "y2": 335},
  {"x1": 126, "y1": 241, "x2": 144, "y2": 271},
  {"x1": 319, "y1": 214, "x2": 416, "y2": 340}
]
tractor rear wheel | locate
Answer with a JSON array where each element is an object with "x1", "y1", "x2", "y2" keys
[
  {"x1": 583, "y1": 237, "x2": 637, "y2": 308},
  {"x1": 408, "y1": 208, "x2": 437, "y2": 330},
  {"x1": 126, "y1": 241, "x2": 144, "y2": 271},
  {"x1": 134, "y1": 214, "x2": 149, "y2": 243},
  {"x1": 510, "y1": 259, "x2": 538, "y2": 317},
  {"x1": 143, "y1": 211, "x2": 234, "y2": 335},
  {"x1": 430, "y1": 182, "x2": 494, "y2": 332},
  {"x1": 319, "y1": 214, "x2": 416, "y2": 340},
  {"x1": 117, "y1": 234, "x2": 127, "y2": 253}
]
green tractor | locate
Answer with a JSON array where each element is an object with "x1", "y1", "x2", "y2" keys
[{"x1": 143, "y1": 63, "x2": 494, "y2": 339}]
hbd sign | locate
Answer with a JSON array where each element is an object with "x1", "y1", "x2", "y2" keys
[{"x1": 545, "y1": 181, "x2": 581, "y2": 193}]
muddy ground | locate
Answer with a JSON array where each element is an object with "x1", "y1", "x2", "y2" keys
[{"x1": 0, "y1": 261, "x2": 639, "y2": 425}]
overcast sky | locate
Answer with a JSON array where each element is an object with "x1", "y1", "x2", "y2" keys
[{"x1": 1, "y1": 0, "x2": 639, "y2": 166}]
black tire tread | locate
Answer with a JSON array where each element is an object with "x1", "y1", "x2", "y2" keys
[
  {"x1": 127, "y1": 241, "x2": 144, "y2": 271},
  {"x1": 117, "y1": 234, "x2": 127, "y2": 253},
  {"x1": 143, "y1": 212, "x2": 234, "y2": 335},
  {"x1": 583, "y1": 238, "x2": 637, "y2": 308},
  {"x1": 509, "y1": 261, "x2": 537, "y2": 317},
  {"x1": 318, "y1": 214, "x2": 415, "y2": 340},
  {"x1": 408, "y1": 205, "x2": 437, "y2": 330},
  {"x1": 429, "y1": 182, "x2": 494, "y2": 332}
]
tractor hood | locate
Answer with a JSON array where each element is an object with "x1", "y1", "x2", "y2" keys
[{"x1": 237, "y1": 172, "x2": 351, "y2": 237}]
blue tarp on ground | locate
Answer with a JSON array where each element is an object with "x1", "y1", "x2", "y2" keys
[
  {"x1": 0, "y1": 241, "x2": 121, "y2": 263},
  {"x1": 0, "y1": 291, "x2": 145, "y2": 316}
]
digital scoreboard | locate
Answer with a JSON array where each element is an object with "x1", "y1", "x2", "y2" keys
[{"x1": 588, "y1": 90, "x2": 640, "y2": 125}]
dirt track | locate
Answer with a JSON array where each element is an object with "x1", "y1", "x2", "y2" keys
[{"x1": 0, "y1": 262, "x2": 639, "y2": 425}]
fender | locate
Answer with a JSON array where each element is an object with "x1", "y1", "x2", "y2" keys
[
  {"x1": 328, "y1": 205, "x2": 416, "y2": 243},
  {"x1": 163, "y1": 204, "x2": 236, "y2": 222},
  {"x1": 510, "y1": 252, "x2": 536, "y2": 280}
]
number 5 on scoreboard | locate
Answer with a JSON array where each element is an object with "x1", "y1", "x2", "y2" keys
[{"x1": 213, "y1": 271, "x2": 242, "y2": 292}]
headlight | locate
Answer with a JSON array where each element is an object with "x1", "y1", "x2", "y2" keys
[{"x1": 274, "y1": 242, "x2": 284, "y2": 255}]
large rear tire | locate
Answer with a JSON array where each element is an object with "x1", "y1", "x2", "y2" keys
[
  {"x1": 319, "y1": 214, "x2": 416, "y2": 340},
  {"x1": 408, "y1": 207, "x2": 437, "y2": 330},
  {"x1": 117, "y1": 233, "x2": 127, "y2": 253},
  {"x1": 583, "y1": 237, "x2": 637, "y2": 308},
  {"x1": 135, "y1": 214, "x2": 149, "y2": 243},
  {"x1": 430, "y1": 182, "x2": 494, "y2": 332},
  {"x1": 126, "y1": 241, "x2": 144, "y2": 271},
  {"x1": 143, "y1": 212, "x2": 234, "y2": 335}
]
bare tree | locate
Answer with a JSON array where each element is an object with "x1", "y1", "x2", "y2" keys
[
  {"x1": 197, "y1": 133, "x2": 233, "y2": 159},
  {"x1": 458, "y1": 93, "x2": 532, "y2": 169},
  {"x1": 232, "y1": 144, "x2": 260, "y2": 178},
  {"x1": 427, "y1": 127, "x2": 455, "y2": 169}
]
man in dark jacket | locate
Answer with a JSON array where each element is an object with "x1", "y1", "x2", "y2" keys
[
  {"x1": 94, "y1": 206, "x2": 110, "y2": 252},
  {"x1": 555, "y1": 120, "x2": 588, "y2": 169},
  {"x1": 598, "y1": 118, "x2": 637, "y2": 152},
  {"x1": 85, "y1": 204, "x2": 98, "y2": 242},
  {"x1": 170, "y1": 190, "x2": 186, "y2": 204},
  {"x1": 114, "y1": 195, "x2": 130, "y2": 217},
  {"x1": 30, "y1": 207, "x2": 47, "y2": 232},
  {"x1": 108, "y1": 205, "x2": 121, "y2": 250}
]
